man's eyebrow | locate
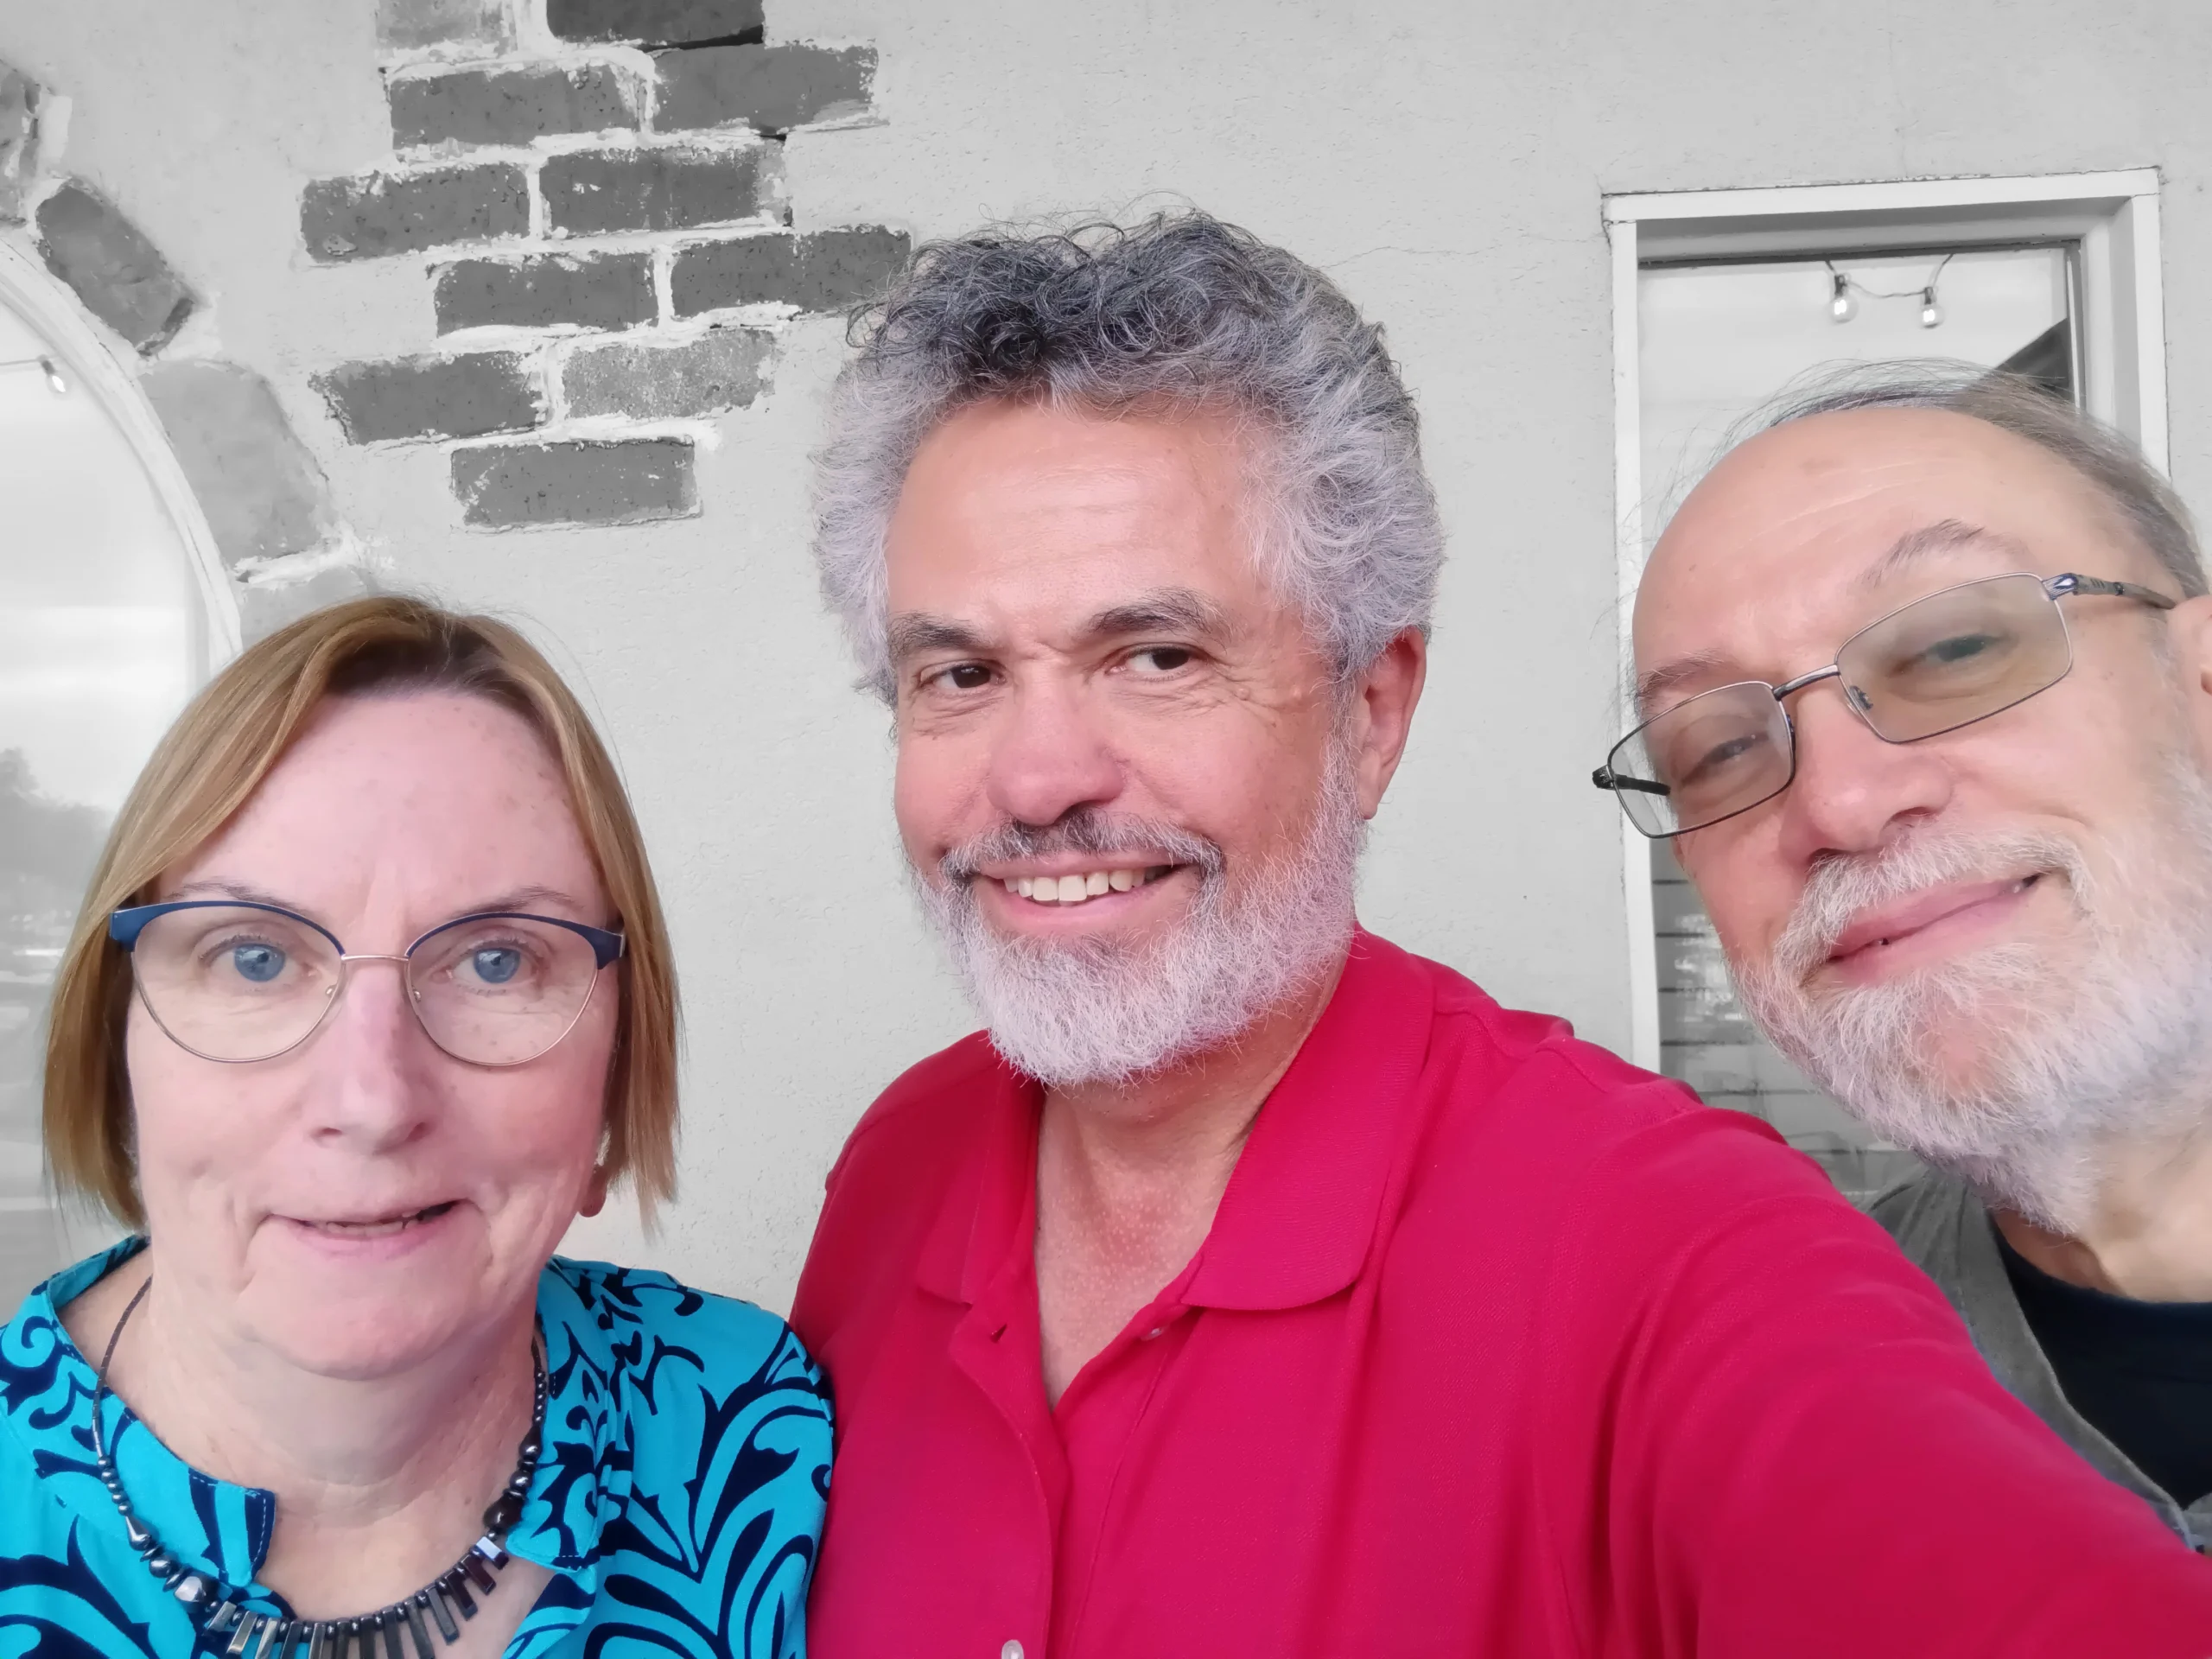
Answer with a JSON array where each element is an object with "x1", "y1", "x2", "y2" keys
[
  {"x1": 1084, "y1": 587, "x2": 1232, "y2": 642},
  {"x1": 1633, "y1": 521, "x2": 2036, "y2": 717},
  {"x1": 1854, "y1": 518, "x2": 2030, "y2": 592},
  {"x1": 884, "y1": 588, "x2": 1234, "y2": 666},
  {"x1": 1632, "y1": 649, "x2": 1736, "y2": 721},
  {"x1": 886, "y1": 613, "x2": 990, "y2": 664}
]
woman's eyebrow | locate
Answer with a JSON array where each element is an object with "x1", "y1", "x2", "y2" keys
[
  {"x1": 164, "y1": 880, "x2": 592, "y2": 917},
  {"x1": 168, "y1": 878, "x2": 298, "y2": 908}
]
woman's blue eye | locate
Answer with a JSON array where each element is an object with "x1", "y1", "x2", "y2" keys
[
  {"x1": 231, "y1": 944, "x2": 286, "y2": 983},
  {"x1": 471, "y1": 947, "x2": 523, "y2": 985}
]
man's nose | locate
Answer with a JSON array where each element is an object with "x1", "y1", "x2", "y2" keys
[
  {"x1": 983, "y1": 677, "x2": 1125, "y2": 829},
  {"x1": 1775, "y1": 687, "x2": 1954, "y2": 860},
  {"x1": 305, "y1": 957, "x2": 438, "y2": 1150}
]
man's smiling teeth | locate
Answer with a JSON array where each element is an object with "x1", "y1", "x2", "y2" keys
[
  {"x1": 1001, "y1": 868, "x2": 1166, "y2": 905},
  {"x1": 308, "y1": 1202, "x2": 455, "y2": 1238}
]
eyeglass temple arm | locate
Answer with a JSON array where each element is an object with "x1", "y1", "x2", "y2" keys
[
  {"x1": 1591, "y1": 766, "x2": 1670, "y2": 796},
  {"x1": 2047, "y1": 572, "x2": 2180, "y2": 610}
]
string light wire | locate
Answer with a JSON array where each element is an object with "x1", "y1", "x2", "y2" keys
[
  {"x1": 1822, "y1": 253, "x2": 1956, "y2": 328},
  {"x1": 0, "y1": 354, "x2": 68, "y2": 393}
]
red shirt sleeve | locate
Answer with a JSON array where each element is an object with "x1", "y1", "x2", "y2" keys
[{"x1": 1542, "y1": 1083, "x2": 2212, "y2": 1659}]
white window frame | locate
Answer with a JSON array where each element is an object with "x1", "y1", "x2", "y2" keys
[
  {"x1": 0, "y1": 238, "x2": 240, "y2": 671},
  {"x1": 1603, "y1": 168, "x2": 2167, "y2": 1071}
]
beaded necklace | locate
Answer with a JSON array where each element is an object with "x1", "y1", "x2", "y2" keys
[{"x1": 90, "y1": 1275, "x2": 547, "y2": 1659}]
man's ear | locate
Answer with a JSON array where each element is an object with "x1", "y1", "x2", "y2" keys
[
  {"x1": 1348, "y1": 628, "x2": 1428, "y2": 820},
  {"x1": 2168, "y1": 596, "x2": 2212, "y2": 753}
]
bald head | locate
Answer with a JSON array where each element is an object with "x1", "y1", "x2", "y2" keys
[
  {"x1": 1635, "y1": 406, "x2": 2171, "y2": 722},
  {"x1": 1617, "y1": 396, "x2": 2212, "y2": 1233}
]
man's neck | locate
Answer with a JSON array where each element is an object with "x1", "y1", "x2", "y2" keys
[
  {"x1": 1996, "y1": 1122, "x2": 2212, "y2": 1302},
  {"x1": 1033, "y1": 950, "x2": 1347, "y2": 1403}
]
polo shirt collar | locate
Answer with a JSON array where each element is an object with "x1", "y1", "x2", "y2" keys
[{"x1": 918, "y1": 929, "x2": 1432, "y2": 1315}]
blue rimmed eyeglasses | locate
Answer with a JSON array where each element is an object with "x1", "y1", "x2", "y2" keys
[{"x1": 110, "y1": 900, "x2": 625, "y2": 1066}]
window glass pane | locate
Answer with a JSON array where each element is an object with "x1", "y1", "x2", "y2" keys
[
  {"x1": 0, "y1": 298, "x2": 200, "y2": 1304},
  {"x1": 1636, "y1": 245, "x2": 2070, "y2": 1204}
]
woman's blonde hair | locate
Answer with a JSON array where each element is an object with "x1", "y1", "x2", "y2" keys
[{"x1": 41, "y1": 594, "x2": 679, "y2": 1229}]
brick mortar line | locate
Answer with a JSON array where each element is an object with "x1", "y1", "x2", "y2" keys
[
  {"x1": 362, "y1": 213, "x2": 794, "y2": 269},
  {"x1": 381, "y1": 36, "x2": 875, "y2": 79},
  {"x1": 649, "y1": 242, "x2": 677, "y2": 326},
  {"x1": 451, "y1": 413, "x2": 728, "y2": 446},
  {"x1": 382, "y1": 42, "x2": 660, "y2": 84},
  {"x1": 388, "y1": 108, "x2": 875, "y2": 164},
  {"x1": 368, "y1": 128, "x2": 781, "y2": 170},
  {"x1": 431, "y1": 308, "x2": 795, "y2": 352}
]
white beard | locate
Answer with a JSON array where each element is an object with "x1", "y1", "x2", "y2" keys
[
  {"x1": 1733, "y1": 755, "x2": 2212, "y2": 1232},
  {"x1": 912, "y1": 751, "x2": 1365, "y2": 1087}
]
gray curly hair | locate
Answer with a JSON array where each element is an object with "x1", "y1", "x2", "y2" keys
[{"x1": 810, "y1": 210, "x2": 1446, "y2": 700}]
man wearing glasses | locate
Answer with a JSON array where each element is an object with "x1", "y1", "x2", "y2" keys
[
  {"x1": 791, "y1": 213, "x2": 2212, "y2": 1659},
  {"x1": 1600, "y1": 364, "x2": 2212, "y2": 1547}
]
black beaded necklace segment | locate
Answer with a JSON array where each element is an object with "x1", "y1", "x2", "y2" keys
[{"x1": 90, "y1": 1275, "x2": 548, "y2": 1659}]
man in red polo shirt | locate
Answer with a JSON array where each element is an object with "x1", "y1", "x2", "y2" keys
[{"x1": 791, "y1": 211, "x2": 2212, "y2": 1657}]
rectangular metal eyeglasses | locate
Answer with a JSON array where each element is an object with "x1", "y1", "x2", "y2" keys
[{"x1": 1592, "y1": 571, "x2": 2177, "y2": 839}]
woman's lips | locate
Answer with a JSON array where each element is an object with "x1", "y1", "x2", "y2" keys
[{"x1": 282, "y1": 1201, "x2": 458, "y2": 1241}]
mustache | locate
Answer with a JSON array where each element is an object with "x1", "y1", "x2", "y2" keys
[
  {"x1": 1770, "y1": 826, "x2": 2088, "y2": 983},
  {"x1": 938, "y1": 808, "x2": 1227, "y2": 884}
]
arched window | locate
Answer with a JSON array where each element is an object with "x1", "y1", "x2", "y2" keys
[{"x1": 0, "y1": 242, "x2": 235, "y2": 1303}]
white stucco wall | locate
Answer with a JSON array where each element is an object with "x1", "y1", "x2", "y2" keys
[{"x1": 5, "y1": 0, "x2": 2209, "y2": 1308}]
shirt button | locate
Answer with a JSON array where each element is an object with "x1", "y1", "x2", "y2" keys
[
  {"x1": 1141, "y1": 1325, "x2": 1165, "y2": 1340},
  {"x1": 1001, "y1": 1643, "x2": 1025, "y2": 1659}
]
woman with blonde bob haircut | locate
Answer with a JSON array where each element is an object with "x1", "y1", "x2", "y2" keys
[{"x1": 3, "y1": 597, "x2": 830, "y2": 1659}]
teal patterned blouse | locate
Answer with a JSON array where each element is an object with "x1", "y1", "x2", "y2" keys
[{"x1": 0, "y1": 1240, "x2": 832, "y2": 1656}]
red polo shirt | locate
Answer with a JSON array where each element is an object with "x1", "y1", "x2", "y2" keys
[{"x1": 791, "y1": 931, "x2": 2212, "y2": 1657}]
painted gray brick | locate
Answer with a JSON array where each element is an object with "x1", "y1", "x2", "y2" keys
[
  {"x1": 377, "y1": 0, "x2": 513, "y2": 51},
  {"x1": 671, "y1": 226, "x2": 907, "y2": 315},
  {"x1": 542, "y1": 144, "x2": 778, "y2": 236},
  {"x1": 143, "y1": 359, "x2": 337, "y2": 567},
  {"x1": 562, "y1": 327, "x2": 772, "y2": 419},
  {"x1": 434, "y1": 251, "x2": 655, "y2": 334},
  {"x1": 390, "y1": 62, "x2": 639, "y2": 149},
  {"x1": 35, "y1": 181, "x2": 194, "y2": 354},
  {"x1": 0, "y1": 64, "x2": 38, "y2": 223},
  {"x1": 313, "y1": 351, "x2": 543, "y2": 443},
  {"x1": 653, "y1": 43, "x2": 874, "y2": 135},
  {"x1": 302, "y1": 164, "x2": 528, "y2": 262},
  {"x1": 452, "y1": 438, "x2": 696, "y2": 528},
  {"x1": 547, "y1": 0, "x2": 760, "y2": 47}
]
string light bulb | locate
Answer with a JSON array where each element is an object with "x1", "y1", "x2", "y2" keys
[
  {"x1": 39, "y1": 356, "x2": 65, "y2": 395},
  {"x1": 1918, "y1": 288, "x2": 1944, "y2": 329},
  {"x1": 1827, "y1": 268, "x2": 1857, "y2": 323}
]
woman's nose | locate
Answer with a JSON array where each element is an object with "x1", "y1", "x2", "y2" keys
[{"x1": 306, "y1": 957, "x2": 439, "y2": 1147}]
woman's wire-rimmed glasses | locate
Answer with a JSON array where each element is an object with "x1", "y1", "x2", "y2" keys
[
  {"x1": 109, "y1": 900, "x2": 626, "y2": 1066},
  {"x1": 1592, "y1": 571, "x2": 2178, "y2": 839}
]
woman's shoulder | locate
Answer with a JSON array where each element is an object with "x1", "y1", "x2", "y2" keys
[{"x1": 537, "y1": 1255, "x2": 831, "y2": 1431}]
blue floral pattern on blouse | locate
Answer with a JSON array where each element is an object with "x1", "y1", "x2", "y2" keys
[{"x1": 0, "y1": 1239, "x2": 831, "y2": 1656}]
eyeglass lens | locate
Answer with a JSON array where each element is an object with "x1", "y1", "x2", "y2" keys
[
  {"x1": 1609, "y1": 573, "x2": 2074, "y2": 836},
  {"x1": 127, "y1": 906, "x2": 607, "y2": 1065}
]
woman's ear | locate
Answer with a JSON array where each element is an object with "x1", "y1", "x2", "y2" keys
[{"x1": 578, "y1": 1165, "x2": 610, "y2": 1219}]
